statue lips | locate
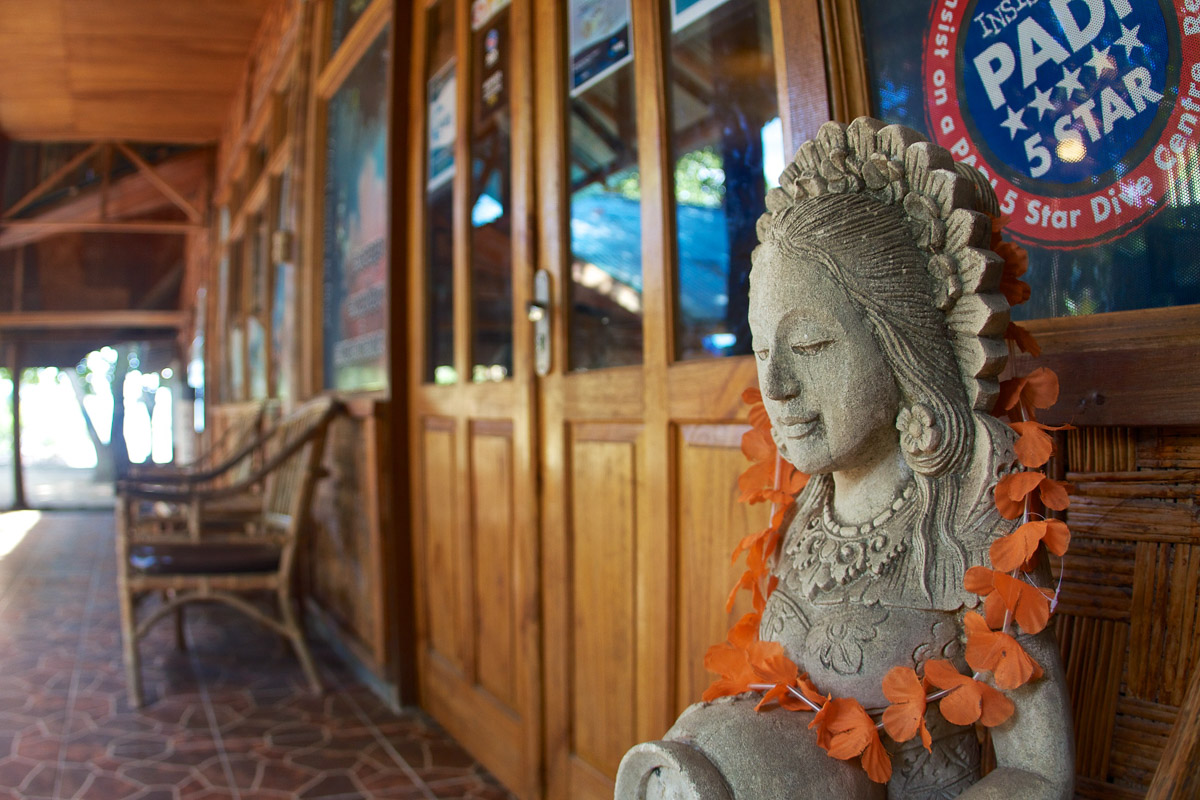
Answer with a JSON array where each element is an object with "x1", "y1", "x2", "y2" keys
[{"x1": 779, "y1": 415, "x2": 819, "y2": 439}]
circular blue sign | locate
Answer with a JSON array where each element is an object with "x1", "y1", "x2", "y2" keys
[{"x1": 960, "y1": 0, "x2": 1170, "y2": 184}]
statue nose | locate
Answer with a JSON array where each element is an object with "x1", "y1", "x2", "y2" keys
[{"x1": 763, "y1": 356, "x2": 801, "y2": 402}]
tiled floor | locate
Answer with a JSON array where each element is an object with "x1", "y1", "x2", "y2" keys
[{"x1": 0, "y1": 511, "x2": 516, "y2": 800}]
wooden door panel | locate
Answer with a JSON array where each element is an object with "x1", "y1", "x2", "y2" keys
[
  {"x1": 674, "y1": 423, "x2": 768, "y2": 714},
  {"x1": 470, "y1": 419, "x2": 518, "y2": 711},
  {"x1": 568, "y1": 424, "x2": 641, "y2": 783},
  {"x1": 420, "y1": 417, "x2": 471, "y2": 674}
]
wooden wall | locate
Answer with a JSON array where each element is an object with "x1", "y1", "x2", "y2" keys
[{"x1": 204, "y1": 0, "x2": 408, "y2": 699}]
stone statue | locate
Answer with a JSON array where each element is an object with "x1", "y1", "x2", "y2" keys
[{"x1": 615, "y1": 118, "x2": 1074, "y2": 799}]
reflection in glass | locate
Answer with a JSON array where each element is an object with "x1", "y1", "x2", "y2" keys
[
  {"x1": 330, "y1": 0, "x2": 373, "y2": 55},
  {"x1": 668, "y1": 0, "x2": 780, "y2": 361},
  {"x1": 469, "y1": 6, "x2": 513, "y2": 381},
  {"x1": 424, "y1": 0, "x2": 457, "y2": 384},
  {"x1": 567, "y1": 3, "x2": 642, "y2": 371}
]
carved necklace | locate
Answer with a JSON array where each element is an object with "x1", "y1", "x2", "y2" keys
[{"x1": 787, "y1": 479, "x2": 917, "y2": 593}]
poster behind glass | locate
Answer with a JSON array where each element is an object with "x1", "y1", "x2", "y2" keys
[
  {"x1": 323, "y1": 28, "x2": 390, "y2": 392},
  {"x1": 858, "y1": 0, "x2": 1200, "y2": 319}
]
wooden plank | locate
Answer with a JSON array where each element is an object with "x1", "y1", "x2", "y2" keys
[
  {"x1": 674, "y1": 425, "x2": 766, "y2": 714},
  {"x1": 420, "y1": 421, "x2": 470, "y2": 674},
  {"x1": 0, "y1": 310, "x2": 185, "y2": 330},
  {"x1": 470, "y1": 423, "x2": 517, "y2": 710},
  {"x1": 1017, "y1": 305, "x2": 1200, "y2": 427},
  {"x1": 0, "y1": 0, "x2": 271, "y2": 142},
  {"x1": 570, "y1": 434, "x2": 638, "y2": 780}
]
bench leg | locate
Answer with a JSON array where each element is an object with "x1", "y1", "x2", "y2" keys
[
  {"x1": 118, "y1": 584, "x2": 144, "y2": 708},
  {"x1": 278, "y1": 589, "x2": 322, "y2": 695}
]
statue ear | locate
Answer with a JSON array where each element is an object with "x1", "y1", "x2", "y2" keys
[{"x1": 896, "y1": 403, "x2": 949, "y2": 477}]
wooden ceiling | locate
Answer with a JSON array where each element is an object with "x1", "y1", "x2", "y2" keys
[{"x1": 0, "y1": 0, "x2": 271, "y2": 142}]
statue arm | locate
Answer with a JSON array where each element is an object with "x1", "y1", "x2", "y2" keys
[{"x1": 955, "y1": 628, "x2": 1075, "y2": 800}]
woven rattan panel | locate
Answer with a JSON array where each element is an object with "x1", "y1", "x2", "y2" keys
[{"x1": 1056, "y1": 426, "x2": 1200, "y2": 799}]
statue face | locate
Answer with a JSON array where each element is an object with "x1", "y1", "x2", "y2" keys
[{"x1": 748, "y1": 244, "x2": 901, "y2": 476}]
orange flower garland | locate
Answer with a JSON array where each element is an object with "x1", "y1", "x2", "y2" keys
[{"x1": 702, "y1": 219, "x2": 1073, "y2": 784}]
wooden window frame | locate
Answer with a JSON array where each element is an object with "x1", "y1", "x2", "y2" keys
[{"x1": 303, "y1": 0, "x2": 395, "y2": 399}]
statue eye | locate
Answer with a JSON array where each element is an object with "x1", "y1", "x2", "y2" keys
[
  {"x1": 791, "y1": 339, "x2": 832, "y2": 355},
  {"x1": 755, "y1": 349, "x2": 769, "y2": 361}
]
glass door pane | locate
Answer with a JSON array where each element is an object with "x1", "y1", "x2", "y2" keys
[
  {"x1": 470, "y1": 3, "x2": 514, "y2": 382},
  {"x1": 566, "y1": 0, "x2": 643, "y2": 371},
  {"x1": 424, "y1": 0, "x2": 457, "y2": 383},
  {"x1": 666, "y1": 0, "x2": 782, "y2": 361}
]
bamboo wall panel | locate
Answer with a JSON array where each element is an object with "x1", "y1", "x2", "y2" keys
[
  {"x1": 674, "y1": 424, "x2": 765, "y2": 715},
  {"x1": 569, "y1": 426, "x2": 640, "y2": 793},
  {"x1": 421, "y1": 419, "x2": 468, "y2": 674},
  {"x1": 470, "y1": 421, "x2": 517, "y2": 711},
  {"x1": 1055, "y1": 425, "x2": 1200, "y2": 797}
]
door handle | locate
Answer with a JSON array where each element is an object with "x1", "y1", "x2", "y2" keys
[{"x1": 531, "y1": 269, "x2": 551, "y2": 376}]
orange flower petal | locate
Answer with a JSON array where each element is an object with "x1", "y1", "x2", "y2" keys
[
  {"x1": 1038, "y1": 478, "x2": 1072, "y2": 511},
  {"x1": 964, "y1": 568, "x2": 1052, "y2": 634},
  {"x1": 809, "y1": 697, "x2": 875, "y2": 760},
  {"x1": 924, "y1": 659, "x2": 981, "y2": 726},
  {"x1": 1011, "y1": 421, "x2": 1055, "y2": 468},
  {"x1": 882, "y1": 666, "x2": 928, "y2": 746},
  {"x1": 727, "y1": 612, "x2": 760, "y2": 648},
  {"x1": 1005, "y1": 322, "x2": 1042, "y2": 357},
  {"x1": 978, "y1": 682, "x2": 1016, "y2": 727},
  {"x1": 861, "y1": 733, "x2": 893, "y2": 784},
  {"x1": 1021, "y1": 367, "x2": 1059, "y2": 409},
  {"x1": 741, "y1": 427, "x2": 775, "y2": 463},
  {"x1": 994, "y1": 471, "x2": 1046, "y2": 519},
  {"x1": 989, "y1": 520, "x2": 1044, "y2": 573},
  {"x1": 1041, "y1": 519, "x2": 1071, "y2": 557},
  {"x1": 964, "y1": 612, "x2": 1043, "y2": 690},
  {"x1": 741, "y1": 387, "x2": 762, "y2": 406}
]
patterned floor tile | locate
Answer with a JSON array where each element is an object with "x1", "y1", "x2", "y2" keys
[{"x1": 0, "y1": 512, "x2": 516, "y2": 800}]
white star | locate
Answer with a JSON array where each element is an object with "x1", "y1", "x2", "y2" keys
[
  {"x1": 1057, "y1": 65, "x2": 1085, "y2": 98},
  {"x1": 1114, "y1": 23, "x2": 1144, "y2": 60},
  {"x1": 1086, "y1": 44, "x2": 1116, "y2": 78},
  {"x1": 1027, "y1": 86, "x2": 1056, "y2": 121},
  {"x1": 1000, "y1": 105, "x2": 1028, "y2": 140}
]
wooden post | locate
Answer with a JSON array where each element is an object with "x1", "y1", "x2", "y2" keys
[{"x1": 9, "y1": 344, "x2": 25, "y2": 509}]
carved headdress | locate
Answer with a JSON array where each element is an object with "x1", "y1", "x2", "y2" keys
[{"x1": 757, "y1": 117, "x2": 1010, "y2": 414}]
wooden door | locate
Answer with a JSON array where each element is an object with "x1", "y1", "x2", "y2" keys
[
  {"x1": 405, "y1": 0, "x2": 542, "y2": 796},
  {"x1": 534, "y1": 1, "x2": 829, "y2": 797}
]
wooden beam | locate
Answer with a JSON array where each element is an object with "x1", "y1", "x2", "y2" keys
[
  {"x1": 2, "y1": 143, "x2": 102, "y2": 220},
  {"x1": 0, "y1": 311, "x2": 187, "y2": 331},
  {"x1": 115, "y1": 142, "x2": 203, "y2": 223},
  {"x1": 0, "y1": 220, "x2": 201, "y2": 235},
  {"x1": 0, "y1": 149, "x2": 210, "y2": 250}
]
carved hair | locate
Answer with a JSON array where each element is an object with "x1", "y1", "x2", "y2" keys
[{"x1": 752, "y1": 118, "x2": 1012, "y2": 606}]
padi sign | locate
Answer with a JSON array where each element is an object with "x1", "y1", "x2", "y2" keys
[{"x1": 924, "y1": 0, "x2": 1194, "y2": 248}]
